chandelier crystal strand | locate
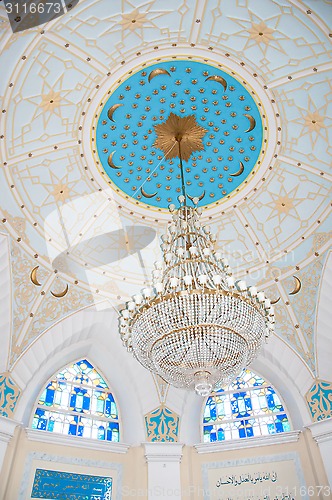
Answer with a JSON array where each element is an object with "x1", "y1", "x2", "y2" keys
[
  {"x1": 119, "y1": 114, "x2": 275, "y2": 396},
  {"x1": 119, "y1": 199, "x2": 275, "y2": 396}
]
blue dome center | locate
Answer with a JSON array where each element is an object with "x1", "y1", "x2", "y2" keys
[{"x1": 96, "y1": 60, "x2": 263, "y2": 208}]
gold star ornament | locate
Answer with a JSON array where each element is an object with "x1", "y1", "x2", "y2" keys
[{"x1": 153, "y1": 113, "x2": 207, "y2": 162}]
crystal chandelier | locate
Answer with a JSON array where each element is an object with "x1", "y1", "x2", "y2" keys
[{"x1": 119, "y1": 114, "x2": 275, "y2": 396}]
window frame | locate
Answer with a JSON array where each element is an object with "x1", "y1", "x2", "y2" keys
[
  {"x1": 200, "y1": 369, "x2": 292, "y2": 443},
  {"x1": 30, "y1": 358, "x2": 121, "y2": 443}
]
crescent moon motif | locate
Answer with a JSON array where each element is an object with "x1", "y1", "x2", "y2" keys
[
  {"x1": 244, "y1": 114, "x2": 256, "y2": 132},
  {"x1": 205, "y1": 75, "x2": 227, "y2": 92},
  {"x1": 107, "y1": 103, "x2": 123, "y2": 122},
  {"x1": 51, "y1": 284, "x2": 69, "y2": 298},
  {"x1": 148, "y1": 68, "x2": 171, "y2": 83},
  {"x1": 30, "y1": 266, "x2": 42, "y2": 286},
  {"x1": 108, "y1": 151, "x2": 122, "y2": 169},
  {"x1": 289, "y1": 276, "x2": 302, "y2": 296},
  {"x1": 230, "y1": 161, "x2": 244, "y2": 177},
  {"x1": 187, "y1": 190, "x2": 206, "y2": 202},
  {"x1": 140, "y1": 187, "x2": 158, "y2": 199},
  {"x1": 271, "y1": 297, "x2": 280, "y2": 305}
]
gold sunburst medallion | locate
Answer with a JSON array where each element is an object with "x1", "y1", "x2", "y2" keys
[{"x1": 153, "y1": 113, "x2": 207, "y2": 162}]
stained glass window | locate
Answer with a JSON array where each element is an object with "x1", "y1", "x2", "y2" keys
[
  {"x1": 202, "y1": 369, "x2": 291, "y2": 443},
  {"x1": 31, "y1": 359, "x2": 120, "y2": 442}
]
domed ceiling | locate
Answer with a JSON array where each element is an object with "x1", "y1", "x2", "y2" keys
[
  {"x1": 95, "y1": 60, "x2": 264, "y2": 207},
  {"x1": 0, "y1": 0, "x2": 331, "y2": 407}
]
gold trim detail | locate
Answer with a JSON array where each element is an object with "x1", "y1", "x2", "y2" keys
[
  {"x1": 141, "y1": 187, "x2": 158, "y2": 198},
  {"x1": 153, "y1": 113, "x2": 207, "y2": 162},
  {"x1": 107, "y1": 103, "x2": 123, "y2": 122},
  {"x1": 230, "y1": 161, "x2": 244, "y2": 177},
  {"x1": 148, "y1": 68, "x2": 171, "y2": 83},
  {"x1": 30, "y1": 266, "x2": 42, "y2": 286},
  {"x1": 243, "y1": 113, "x2": 256, "y2": 132},
  {"x1": 108, "y1": 151, "x2": 122, "y2": 169},
  {"x1": 51, "y1": 284, "x2": 69, "y2": 298},
  {"x1": 289, "y1": 276, "x2": 302, "y2": 295},
  {"x1": 205, "y1": 75, "x2": 227, "y2": 92}
]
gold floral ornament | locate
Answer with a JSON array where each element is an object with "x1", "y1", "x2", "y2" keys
[{"x1": 154, "y1": 113, "x2": 207, "y2": 162}]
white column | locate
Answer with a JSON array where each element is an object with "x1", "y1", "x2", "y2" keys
[
  {"x1": 0, "y1": 416, "x2": 21, "y2": 474},
  {"x1": 307, "y1": 419, "x2": 332, "y2": 487},
  {"x1": 144, "y1": 442, "x2": 183, "y2": 500}
]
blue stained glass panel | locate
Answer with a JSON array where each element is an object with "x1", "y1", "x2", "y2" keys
[
  {"x1": 32, "y1": 360, "x2": 120, "y2": 443},
  {"x1": 203, "y1": 369, "x2": 291, "y2": 443},
  {"x1": 217, "y1": 427, "x2": 225, "y2": 441}
]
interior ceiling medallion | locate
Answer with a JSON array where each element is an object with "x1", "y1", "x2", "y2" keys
[{"x1": 95, "y1": 60, "x2": 263, "y2": 208}]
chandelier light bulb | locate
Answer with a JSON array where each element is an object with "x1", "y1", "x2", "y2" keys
[
  {"x1": 134, "y1": 294, "x2": 143, "y2": 304},
  {"x1": 257, "y1": 291, "x2": 265, "y2": 302},
  {"x1": 226, "y1": 276, "x2": 235, "y2": 288},
  {"x1": 237, "y1": 280, "x2": 247, "y2": 291},
  {"x1": 198, "y1": 274, "x2": 208, "y2": 285},
  {"x1": 249, "y1": 286, "x2": 257, "y2": 297},
  {"x1": 184, "y1": 275, "x2": 193, "y2": 286},
  {"x1": 212, "y1": 275, "x2": 222, "y2": 285},
  {"x1": 189, "y1": 246, "x2": 198, "y2": 256},
  {"x1": 155, "y1": 282, "x2": 164, "y2": 293},
  {"x1": 170, "y1": 277, "x2": 179, "y2": 288}
]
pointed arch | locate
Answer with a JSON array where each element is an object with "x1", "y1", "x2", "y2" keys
[
  {"x1": 202, "y1": 369, "x2": 291, "y2": 442},
  {"x1": 30, "y1": 358, "x2": 120, "y2": 442}
]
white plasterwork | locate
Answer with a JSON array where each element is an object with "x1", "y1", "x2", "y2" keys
[
  {"x1": 0, "y1": 415, "x2": 21, "y2": 443},
  {"x1": 195, "y1": 430, "x2": 301, "y2": 453},
  {"x1": 306, "y1": 418, "x2": 332, "y2": 444},
  {"x1": 144, "y1": 442, "x2": 184, "y2": 463},
  {"x1": 25, "y1": 428, "x2": 130, "y2": 453}
]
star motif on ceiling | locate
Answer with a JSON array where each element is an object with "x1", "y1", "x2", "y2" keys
[
  {"x1": 294, "y1": 96, "x2": 329, "y2": 148},
  {"x1": 266, "y1": 185, "x2": 302, "y2": 224},
  {"x1": 303, "y1": 111, "x2": 325, "y2": 133},
  {"x1": 104, "y1": 0, "x2": 170, "y2": 41},
  {"x1": 248, "y1": 21, "x2": 274, "y2": 44},
  {"x1": 120, "y1": 9, "x2": 148, "y2": 31},
  {"x1": 51, "y1": 181, "x2": 72, "y2": 203},
  {"x1": 42, "y1": 171, "x2": 81, "y2": 207},
  {"x1": 227, "y1": 12, "x2": 287, "y2": 59},
  {"x1": 40, "y1": 90, "x2": 62, "y2": 113},
  {"x1": 24, "y1": 77, "x2": 72, "y2": 127}
]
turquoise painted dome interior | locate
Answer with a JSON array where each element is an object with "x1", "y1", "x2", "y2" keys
[{"x1": 96, "y1": 60, "x2": 263, "y2": 208}]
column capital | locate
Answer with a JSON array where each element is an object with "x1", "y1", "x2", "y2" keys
[
  {"x1": 0, "y1": 415, "x2": 22, "y2": 444},
  {"x1": 143, "y1": 442, "x2": 184, "y2": 463},
  {"x1": 306, "y1": 418, "x2": 332, "y2": 444}
]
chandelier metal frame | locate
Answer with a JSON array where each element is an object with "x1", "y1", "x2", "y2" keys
[{"x1": 119, "y1": 114, "x2": 275, "y2": 396}]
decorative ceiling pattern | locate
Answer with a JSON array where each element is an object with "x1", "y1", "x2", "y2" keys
[
  {"x1": 0, "y1": 0, "x2": 331, "y2": 408},
  {"x1": 95, "y1": 60, "x2": 263, "y2": 207}
]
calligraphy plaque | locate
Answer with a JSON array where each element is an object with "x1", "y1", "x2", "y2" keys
[
  {"x1": 202, "y1": 453, "x2": 308, "y2": 500},
  {"x1": 31, "y1": 469, "x2": 112, "y2": 500}
]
